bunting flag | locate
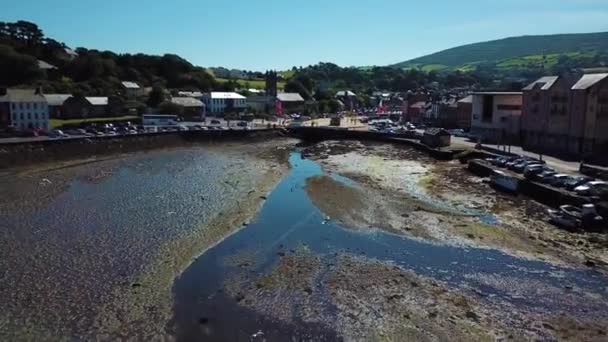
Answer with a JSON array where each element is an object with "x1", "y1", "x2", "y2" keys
[
  {"x1": 275, "y1": 99, "x2": 283, "y2": 116},
  {"x1": 377, "y1": 99, "x2": 384, "y2": 114}
]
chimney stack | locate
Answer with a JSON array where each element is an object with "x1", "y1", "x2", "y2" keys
[
  {"x1": 35, "y1": 86, "x2": 43, "y2": 95},
  {"x1": 0, "y1": 86, "x2": 7, "y2": 97}
]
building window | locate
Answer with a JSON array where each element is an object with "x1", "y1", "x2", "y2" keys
[
  {"x1": 482, "y1": 95, "x2": 494, "y2": 123},
  {"x1": 19, "y1": 103, "x2": 23, "y2": 110},
  {"x1": 20, "y1": 113, "x2": 23, "y2": 120},
  {"x1": 497, "y1": 104, "x2": 522, "y2": 111},
  {"x1": 35, "y1": 113, "x2": 38, "y2": 120}
]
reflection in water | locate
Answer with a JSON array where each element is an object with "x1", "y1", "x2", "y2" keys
[{"x1": 170, "y1": 152, "x2": 608, "y2": 341}]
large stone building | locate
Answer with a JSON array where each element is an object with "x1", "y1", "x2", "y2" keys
[
  {"x1": 0, "y1": 88, "x2": 49, "y2": 130},
  {"x1": 202, "y1": 92, "x2": 247, "y2": 114},
  {"x1": 62, "y1": 96, "x2": 109, "y2": 118},
  {"x1": 470, "y1": 92, "x2": 523, "y2": 144},
  {"x1": 44, "y1": 94, "x2": 72, "y2": 118},
  {"x1": 521, "y1": 76, "x2": 572, "y2": 154},
  {"x1": 170, "y1": 97, "x2": 205, "y2": 120},
  {"x1": 570, "y1": 73, "x2": 608, "y2": 156},
  {"x1": 456, "y1": 95, "x2": 473, "y2": 130},
  {"x1": 521, "y1": 73, "x2": 608, "y2": 157}
]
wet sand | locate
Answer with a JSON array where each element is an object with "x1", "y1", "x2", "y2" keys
[
  {"x1": 0, "y1": 139, "x2": 294, "y2": 340},
  {"x1": 222, "y1": 250, "x2": 608, "y2": 341},
  {"x1": 303, "y1": 140, "x2": 608, "y2": 269},
  {"x1": 171, "y1": 148, "x2": 608, "y2": 341}
]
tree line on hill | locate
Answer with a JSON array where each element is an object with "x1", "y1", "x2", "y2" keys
[{"x1": 2, "y1": 20, "x2": 599, "y2": 109}]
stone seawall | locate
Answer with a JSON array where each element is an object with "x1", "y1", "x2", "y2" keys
[
  {"x1": 0, "y1": 129, "x2": 284, "y2": 169},
  {"x1": 290, "y1": 127, "x2": 455, "y2": 160}
]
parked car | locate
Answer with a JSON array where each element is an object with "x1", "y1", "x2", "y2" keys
[
  {"x1": 574, "y1": 181, "x2": 608, "y2": 196},
  {"x1": 524, "y1": 165, "x2": 551, "y2": 179},
  {"x1": 506, "y1": 158, "x2": 526, "y2": 170},
  {"x1": 564, "y1": 176, "x2": 594, "y2": 191},
  {"x1": 513, "y1": 161, "x2": 542, "y2": 173},
  {"x1": 210, "y1": 119, "x2": 221, "y2": 125},
  {"x1": 236, "y1": 121, "x2": 248, "y2": 127},
  {"x1": 497, "y1": 156, "x2": 520, "y2": 168},
  {"x1": 178, "y1": 125, "x2": 189, "y2": 131},
  {"x1": 537, "y1": 171, "x2": 558, "y2": 183},
  {"x1": 49, "y1": 129, "x2": 69, "y2": 138},
  {"x1": 548, "y1": 174, "x2": 572, "y2": 187}
]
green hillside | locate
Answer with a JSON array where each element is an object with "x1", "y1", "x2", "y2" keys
[{"x1": 393, "y1": 32, "x2": 608, "y2": 71}]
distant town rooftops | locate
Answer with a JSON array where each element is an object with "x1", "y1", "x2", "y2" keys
[
  {"x1": 0, "y1": 88, "x2": 46, "y2": 102},
  {"x1": 277, "y1": 93, "x2": 304, "y2": 102},
  {"x1": 571, "y1": 73, "x2": 608, "y2": 90},
  {"x1": 44, "y1": 94, "x2": 72, "y2": 106},
  {"x1": 523, "y1": 76, "x2": 559, "y2": 91},
  {"x1": 171, "y1": 97, "x2": 204, "y2": 107},
  {"x1": 37, "y1": 60, "x2": 57, "y2": 70},
  {"x1": 209, "y1": 92, "x2": 246, "y2": 99},
  {"x1": 86, "y1": 97, "x2": 108, "y2": 106},
  {"x1": 121, "y1": 81, "x2": 140, "y2": 89},
  {"x1": 471, "y1": 92, "x2": 523, "y2": 96}
]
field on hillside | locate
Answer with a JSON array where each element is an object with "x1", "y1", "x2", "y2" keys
[
  {"x1": 50, "y1": 116, "x2": 140, "y2": 128},
  {"x1": 216, "y1": 78, "x2": 285, "y2": 90}
]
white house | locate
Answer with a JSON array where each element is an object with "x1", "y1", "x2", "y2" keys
[
  {"x1": 122, "y1": 81, "x2": 143, "y2": 98},
  {"x1": 202, "y1": 92, "x2": 247, "y2": 114},
  {"x1": 471, "y1": 92, "x2": 523, "y2": 143},
  {"x1": 0, "y1": 88, "x2": 49, "y2": 130}
]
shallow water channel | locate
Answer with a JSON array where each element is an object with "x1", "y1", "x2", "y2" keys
[{"x1": 170, "y1": 152, "x2": 608, "y2": 341}]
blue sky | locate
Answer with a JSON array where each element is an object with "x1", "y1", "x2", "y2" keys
[{"x1": 3, "y1": 0, "x2": 608, "y2": 70}]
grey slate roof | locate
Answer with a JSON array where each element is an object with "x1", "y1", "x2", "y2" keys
[
  {"x1": 178, "y1": 91, "x2": 204, "y2": 98},
  {"x1": 0, "y1": 89, "x2": 46, "y2": 102},
  {"x1": 571, "y1": 73, "x2": 608, "y2": 90},
  {"x1": 86, "y1": 97, "x2": 108, "y2": 106},
  {"x1": 425, "y1": 128, "x2": 450, "y2": 136},
  {"x1": 171, "y1": 97, "x2": 204, "y2": 107},
  {"x1": 457, "y1": 95, "x2": 473, "y2": 104},
  {"x1": 37, "y1": 60, "x2": 57, "y2": 70},
  {"x1": 336, "y1": 90, "x2": 356, "y2": 97},
  {"x1": 523, "y1": 76, "x2": 559, "y2": 91},
  {"x1": 44, "y1": 94, "x2": 72, "y2": 106},
  {"x1": 122, "y1": 81, "x2": 140, "y2": 89},
  {"x1": 277, "y1": 93, "x2": 305, "y2": 102}
]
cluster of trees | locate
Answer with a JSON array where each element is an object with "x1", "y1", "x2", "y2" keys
[
  {"x1": 0, "y1": 20, "x2": 220, "y2": 97},
  {"x1": 280, "y1": 62, "x2": 494, "y2": 101}
]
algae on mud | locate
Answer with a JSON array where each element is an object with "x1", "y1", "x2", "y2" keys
[
  {"x1": 0, "y1": 140, "x2": 292, "y2": 340},
  {"x1": 170, "y1": 148, "x2": 608, "y2": 341}
]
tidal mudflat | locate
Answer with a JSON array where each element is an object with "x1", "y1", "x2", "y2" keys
[
  {"x1": 170, "y1": 142, "x2": 608, "y2": 341},
  {"x1": 0, "y1": 140, "x2": 292, "y2": 340},
  {"x1": 2, "y1": 139, "x2": 607, "y2": 341}
]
